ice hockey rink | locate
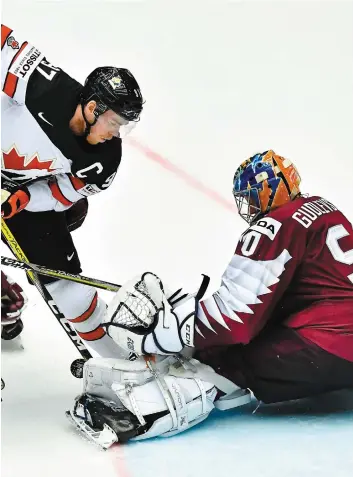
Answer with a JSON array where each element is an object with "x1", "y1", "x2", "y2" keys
[{"x1": 1, "y1": 1, "x2": 353, "y2": 476}]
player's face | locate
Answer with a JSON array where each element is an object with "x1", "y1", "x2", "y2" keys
[
  {"x1": 86, "y1": 110, "x2": 128, "y2": 144},
  {"x1": 234, "y1": 189, "x2": 261, "y2": 223},
  {"x1": 82, "y1": 101, "x2": 133, "y2": 144},
  {"x1": 248, "y1": 194, "x2": 258, "y2": 215}
]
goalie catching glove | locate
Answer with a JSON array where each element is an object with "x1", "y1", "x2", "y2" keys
[
  {"x1": 66, "y1": 355, "x2": 251, "y2": 448},
  {"x1": 102, "y1": 272, "x2": 209, "y2": 356}
]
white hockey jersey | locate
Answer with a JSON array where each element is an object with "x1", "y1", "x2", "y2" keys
[{"x1": 1, "y1": 24, "x2": 122, "y2": 212}]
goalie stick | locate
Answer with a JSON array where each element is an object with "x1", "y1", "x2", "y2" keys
[
  {"x1": 1, "y1": 218, "x2": 92, "y2": 377},
  {"x1": 1, "y1": 256, "x2": 121, "y2": 292}
]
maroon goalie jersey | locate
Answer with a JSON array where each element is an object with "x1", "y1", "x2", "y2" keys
[{"x1": 196, "y1": 195, "x2": 353, "y2": 362}]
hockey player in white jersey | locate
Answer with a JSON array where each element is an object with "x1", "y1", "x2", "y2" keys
[{"x1": 1, "y1": 24, "x2": 144, "y2": 358}]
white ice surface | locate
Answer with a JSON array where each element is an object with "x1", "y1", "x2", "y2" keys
[
  {"x1": 1, "y1": 1, "x2": 353, "y2": 476},
  {"x1": 2, "y1": 300, "x2": 353, "y2": 477}
]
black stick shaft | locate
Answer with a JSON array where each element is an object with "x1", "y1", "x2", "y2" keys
[
  {"x1": 1, "y1": 219, "x2": 92, "y2": 364},
  {"x1": 1, "y1": 256, "x2": 121, "y2": 292}
]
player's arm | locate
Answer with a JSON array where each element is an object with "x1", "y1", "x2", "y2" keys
[
  {"x1": 26, "y1": 174, "x2": 89, "y2": 212},
  {"x1": 195, "y1": 216, "x2": 307, "y2": 349},
  {"x1": 1, "y1": 24, "x2": 44, "y2": 104},
  {"x1": 1, "y1": 173, "x2": 89, "y2": 217},
  {"x1": 1, "y1": 161, "x2": 118, "y2": 218},
  {"x1": 99, "y1": 217, "x2": 306, "y2": 357}
]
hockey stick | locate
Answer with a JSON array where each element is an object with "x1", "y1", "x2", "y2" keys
[
  {"x1": 1, "y1": 218, "x2": 92, "y2": 375},
  {"x1": 1, "y1": 256, "x2": 121, "y2": 293}
]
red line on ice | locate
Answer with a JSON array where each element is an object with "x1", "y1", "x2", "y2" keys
[
  {"x1": 109, "y1": 137, "x2": 236, "y2": 477},
  {"x1": 126, "y1": 137, "x2": 236, "y2": 213},
  {"x1": 111, "y1": 443, "x2": 132, "y2": 477}
]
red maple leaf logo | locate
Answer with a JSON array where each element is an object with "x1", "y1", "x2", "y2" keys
[
  {"x1": 2, "y1": 146, "x2": 55, "y2": 171},
  {"x1": 6, "y1": 36, "x2": 19, "y2": 50}
]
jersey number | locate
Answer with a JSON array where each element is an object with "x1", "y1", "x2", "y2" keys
[
  {"x1": 326, "y1": 225, "x2": 353, "y2": 284},
  {"x1": 242, "y1": 224, "x2": 353, "y2": 284},
  {"x1": 241, "y1": 231, "x2": 261, "y2": 257},
  {"x1": 37, "y1": 59, "x2": 60, "y2": 81}
]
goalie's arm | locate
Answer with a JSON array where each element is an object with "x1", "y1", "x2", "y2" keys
[{"x1": 195, "y1": 217, "x2": 307, "y2": 349}]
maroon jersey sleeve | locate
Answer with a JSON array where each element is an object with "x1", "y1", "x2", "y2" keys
[{"x1": 195, "y1": 214, "x2": 307, "y2": 349}]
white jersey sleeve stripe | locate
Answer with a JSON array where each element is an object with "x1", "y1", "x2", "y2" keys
[
  {"x1": 25, "y1": 175, "x2": 85, "y2": 212},
  {"x1": 26, "y1": 179, "x2": 69, "y2": 212},
  {"x1": 54, "y1": 175, "x2": 87, "y2": 204},
  {"x1": 198, "y1": 251, "x2": 292, "y2": 335}
]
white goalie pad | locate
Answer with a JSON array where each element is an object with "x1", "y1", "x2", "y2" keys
[
  {"x1": 67, "y1": 355, "x2": 251, "y2": 446},
  {"x1": 82, "y1": 356, "x2": 217, "y2": 441}
]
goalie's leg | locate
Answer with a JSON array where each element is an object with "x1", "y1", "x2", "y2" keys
[
  {"x1": 66, "y1": 355, "x2": 251, "y2": 447},
  {"x1": 195, "y1": 325, "x2": 353, "y2": 403}
]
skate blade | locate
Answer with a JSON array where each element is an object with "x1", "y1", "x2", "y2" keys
[{"x1": 65, "y1": 410, "x2": 117, "y2": 450}]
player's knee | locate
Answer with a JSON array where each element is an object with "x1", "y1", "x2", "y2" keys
[{"x1": 45, "y1": 280, "x2": 105, "y2": 329}]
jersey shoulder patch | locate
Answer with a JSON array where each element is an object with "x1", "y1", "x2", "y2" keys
[
  {"x1": 246, "y1": 217, "x2": 282, "y2": 241},
  {"x1": 9, "y1": 44, "x2": 44, "y2": 83}
]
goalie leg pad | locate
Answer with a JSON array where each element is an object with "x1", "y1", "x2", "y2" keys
[{"x1": 67, "y1": 356, "x2": 251, "y2": 447}]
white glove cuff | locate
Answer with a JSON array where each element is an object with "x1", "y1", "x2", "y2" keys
[{"x1": 174, "y1": 298, "x2": 196, "y2": 347}]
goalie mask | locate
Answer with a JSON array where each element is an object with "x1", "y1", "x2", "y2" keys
[{"x1": 233, "y1": 150, "x2": 301, "y2": 224}]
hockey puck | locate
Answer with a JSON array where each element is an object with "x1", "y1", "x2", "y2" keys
[{"x1": 70, "y1": 358, "x2": 86, "y2": 379}]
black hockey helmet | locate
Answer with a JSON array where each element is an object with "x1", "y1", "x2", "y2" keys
[{"x1": 81, "y1": 67, "x2": 144, "y2": 123}]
